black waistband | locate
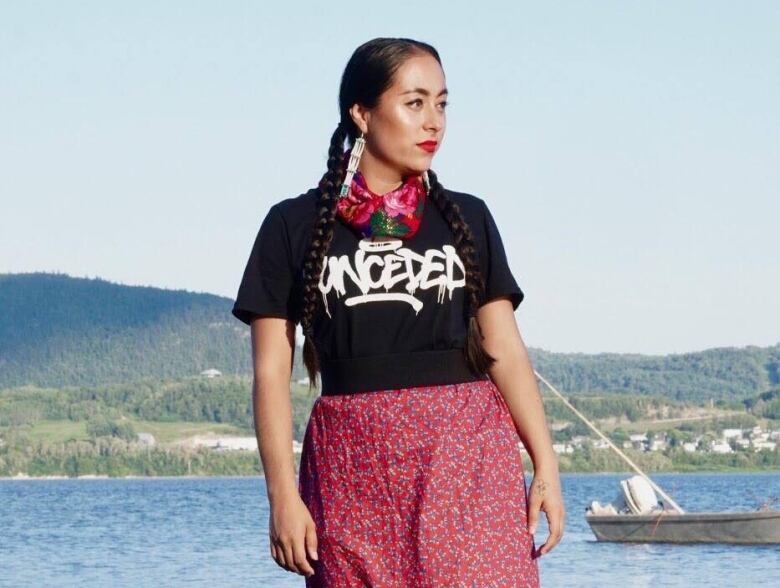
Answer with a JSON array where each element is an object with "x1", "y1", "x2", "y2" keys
[{"x1": 318, "y1": 348, "x2": 489, "y2": 396}]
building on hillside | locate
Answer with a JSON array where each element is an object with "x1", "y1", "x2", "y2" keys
[
  {"x1": 628, "y1": 433, "x2": 648, "y2": 451},
  {"x1": 710, "y1": 441, "x2": 733, "y2": 454},
  {"x1": 549, "y1": 422, "x2": 571, "y2": 432},
  {"x1": 722, "y1": 428, "x2": 742, "y2": 439},
  {"x1": 191, "y1": 435, "x2": 303, "y2": 454},
  {"x1": 137, "y1": 432, "x2": 156, "y2": 446},
  {"x1": 753, "y1": 440, "x2": 777, "y2": 452},
  {"x1": 200, "y1": 368, "x2": 222, "y2": 378},
  {"x1": 214, "y1": 437, "x2": 257, "y2": 451},
  {"x1": 648, "y1": 438, "x2": 667, "y2": 452}
]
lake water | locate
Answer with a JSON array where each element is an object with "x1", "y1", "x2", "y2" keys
[{"x1": 1, "y1": 472, "x2": 778, "y2": 587}]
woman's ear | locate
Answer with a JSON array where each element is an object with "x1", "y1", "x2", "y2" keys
[{"x1": 349, "y1": 103, "x2": 370, "y2": 135}]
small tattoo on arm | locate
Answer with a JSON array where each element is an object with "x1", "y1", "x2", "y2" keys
[{"x1": 532, "y1": 478, "x2": 548, "y2": 497}]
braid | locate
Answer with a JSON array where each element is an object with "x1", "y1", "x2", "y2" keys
[
  {"x1": 299, "y1": 148, "x2": 495, "y2": 388},
  {"x1": 426, "y1": 168, "x2": 497, "y2": 374},
  {"x1": 300, "y1": 123, "x2": 348, "y2": 392}
]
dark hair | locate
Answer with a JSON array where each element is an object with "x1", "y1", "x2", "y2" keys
[{"x1": 300, "y1": 37, "x2": 496, "y2": 391}]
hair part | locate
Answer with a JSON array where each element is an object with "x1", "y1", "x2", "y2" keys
[{"x1": 300, "y1": 38, "x2": 496, "y2": 392}]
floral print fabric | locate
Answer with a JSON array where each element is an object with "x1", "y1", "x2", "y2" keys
[
  {"x1": 335, "y1": 169, "x2": 426, "y2": 240},
  {"x1": 297, "y1": 379, "x2": 541, "y2": 587}
]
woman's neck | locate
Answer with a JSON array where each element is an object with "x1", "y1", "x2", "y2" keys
[{"x1": 357, "y1": 153, "x2": 405, "y2": 195}]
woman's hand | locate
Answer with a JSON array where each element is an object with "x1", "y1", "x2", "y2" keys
[
  {"x1": 527, "y1": 465, "x2": 565, "y2": 557},
  {"x1": 269, "y1": 493, "x2": 319, "y2": 577}
]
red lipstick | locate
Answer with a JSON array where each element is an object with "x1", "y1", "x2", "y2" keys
[{"x1": 416, "y1": 140, "x2": 438, "y2": 153}]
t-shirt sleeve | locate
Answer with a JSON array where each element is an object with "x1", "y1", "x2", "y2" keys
[
  {"x1": 231, "y1": 204, "x2": 298, "y2": 325},
  {"x1": 478, "y1": 199, "x2": 525, "y2": 310}
]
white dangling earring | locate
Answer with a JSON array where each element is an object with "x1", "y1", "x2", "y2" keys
[
  {"x1": 338, "y1": 131, "x2": 366, "y2": 198},
  {"x1": 422, "y1": 170, "x2": 431, "y2": 194}
]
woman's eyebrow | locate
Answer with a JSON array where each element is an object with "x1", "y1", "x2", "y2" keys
[{"x1": 400, "y1": 87, "x2": 449, "y2": 97}]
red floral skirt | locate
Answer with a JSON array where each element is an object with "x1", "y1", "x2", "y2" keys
[{"x1": 297, "y1": 378, "x2": 541, "y2": 587}]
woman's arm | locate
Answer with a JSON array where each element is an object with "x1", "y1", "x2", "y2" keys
[
  {"x1": 250, "y1": 316, "x2": 298, "y2": 503},
  {"x1": 477, "y1": 297, "x2": 565, "y2": 556},
  {"x1": 477, "y1": 298, "x2": 557, "y2": 471},
  {"x1": 250, "y1": 316, "x2": 317, "y2": 577}
]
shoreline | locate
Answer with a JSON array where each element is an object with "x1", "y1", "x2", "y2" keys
[{"x1": 2, "y1": 469, "x2": 778, "y2": 481}]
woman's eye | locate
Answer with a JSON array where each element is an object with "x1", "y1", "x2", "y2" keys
[{"x1": 407, "y1": 99, "x2": 449, "y2": 110}]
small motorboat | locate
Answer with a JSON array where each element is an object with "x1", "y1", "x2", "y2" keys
[
  {"x1": 533, "y1": 371, "x2": 780, "y2": 546},
  {"x1": 585, "y1": 475, "x2": 780, "y2": 544}
]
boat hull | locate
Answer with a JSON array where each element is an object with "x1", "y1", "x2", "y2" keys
[{"x1": 585, "y1": 510, "x2": 780, "y2": 544}]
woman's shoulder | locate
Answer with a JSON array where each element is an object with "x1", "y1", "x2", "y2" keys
[
  {"x1": 270, "y1": 186, "x2": 320, "y2": 221},
  {"x1": 442, "y1": 187, "x2": 489, "y2": 224},
  {"x1": 257, "y1": 187, "x2": 320, "y2": 266}
]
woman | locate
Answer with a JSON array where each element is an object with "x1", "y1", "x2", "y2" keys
[{"x1": 232, "y1": 37, "x2": 564, "y2": 587}]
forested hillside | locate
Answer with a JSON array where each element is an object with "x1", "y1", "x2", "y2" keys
[
  {"x1": 0, "y1": 272, "x2": 308, "y2": 388},
  {"x1": 530, "y1": 344, "x2": 780, "y2": 401},
  {"x1": 1, "y1": 272, "x2": 777, "y2": 402}
]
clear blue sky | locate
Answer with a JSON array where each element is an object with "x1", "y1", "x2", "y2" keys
[{"x1": 2, "y1": 1, "x2": 778, "y2": 355}]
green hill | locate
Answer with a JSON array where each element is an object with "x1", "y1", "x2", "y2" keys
[
  {"x1": 531, "y1": 344, "x2": 780, "y2": 401},
  {"x1": 1, "y1": 378, "x2": 777, "y2": 477},
  {"x1": 0, "y1": 271, "x2": 308, "y2": 388},
  {"x1": 1, "y1": 271, "x2": 777, "y2": 402}
]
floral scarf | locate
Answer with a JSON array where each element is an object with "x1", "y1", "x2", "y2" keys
[
  {"x1": 328, "y1": 163, "x2": 427, "y2": 240},
  {"x1": 336, "y1": 170, "x2": 426, "y2": 239}
]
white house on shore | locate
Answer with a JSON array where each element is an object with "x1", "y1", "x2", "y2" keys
[
  {"x1": 190, "y1": 436, "x2": 302, "y2": 454},
  {"x1": 710, "y1": 441, "x2": 733, "y2": 454},
  {"x1": 753, "y1": 440, "x2": 777, "y2": 451},
  {"x1": 552, "y1": 443, "x2": 574, "y2": 454}
]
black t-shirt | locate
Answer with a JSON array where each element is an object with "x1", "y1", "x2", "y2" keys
[{"x1": 231, "y1": 186, "x2": 524, "y2": 393}]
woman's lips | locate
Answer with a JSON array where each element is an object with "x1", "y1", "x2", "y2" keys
[{"x1": 416, "y1": 141, "x2": 438, "y2": 153}]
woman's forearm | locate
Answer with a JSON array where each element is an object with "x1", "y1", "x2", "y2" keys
[
  {"x1": 486, "y1": 335, "x2": 558, "y2": 472},
  {"x1": 253, "y1": 370, "x2": 298, "y2": 506}
]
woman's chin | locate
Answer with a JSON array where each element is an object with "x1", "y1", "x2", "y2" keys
[{"x1": 405, "y1": 160, "x2": 433, "y2": 176}]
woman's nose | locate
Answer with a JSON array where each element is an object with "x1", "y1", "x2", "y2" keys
[{"x1": 424, "y1": 107, "x2": 444, "y2": 133}]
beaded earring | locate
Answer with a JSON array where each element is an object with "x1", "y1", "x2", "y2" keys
[
  {"x1": 338, "y1": 131, "x2": 366, "y2": 198},
  {"x1": 337, "y1": 130, "x2": 432, "y2": 197}
]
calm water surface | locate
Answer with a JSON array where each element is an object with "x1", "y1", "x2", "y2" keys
[{"x1": 1, "y1": 472, "x2": 778, "y2": 587}]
